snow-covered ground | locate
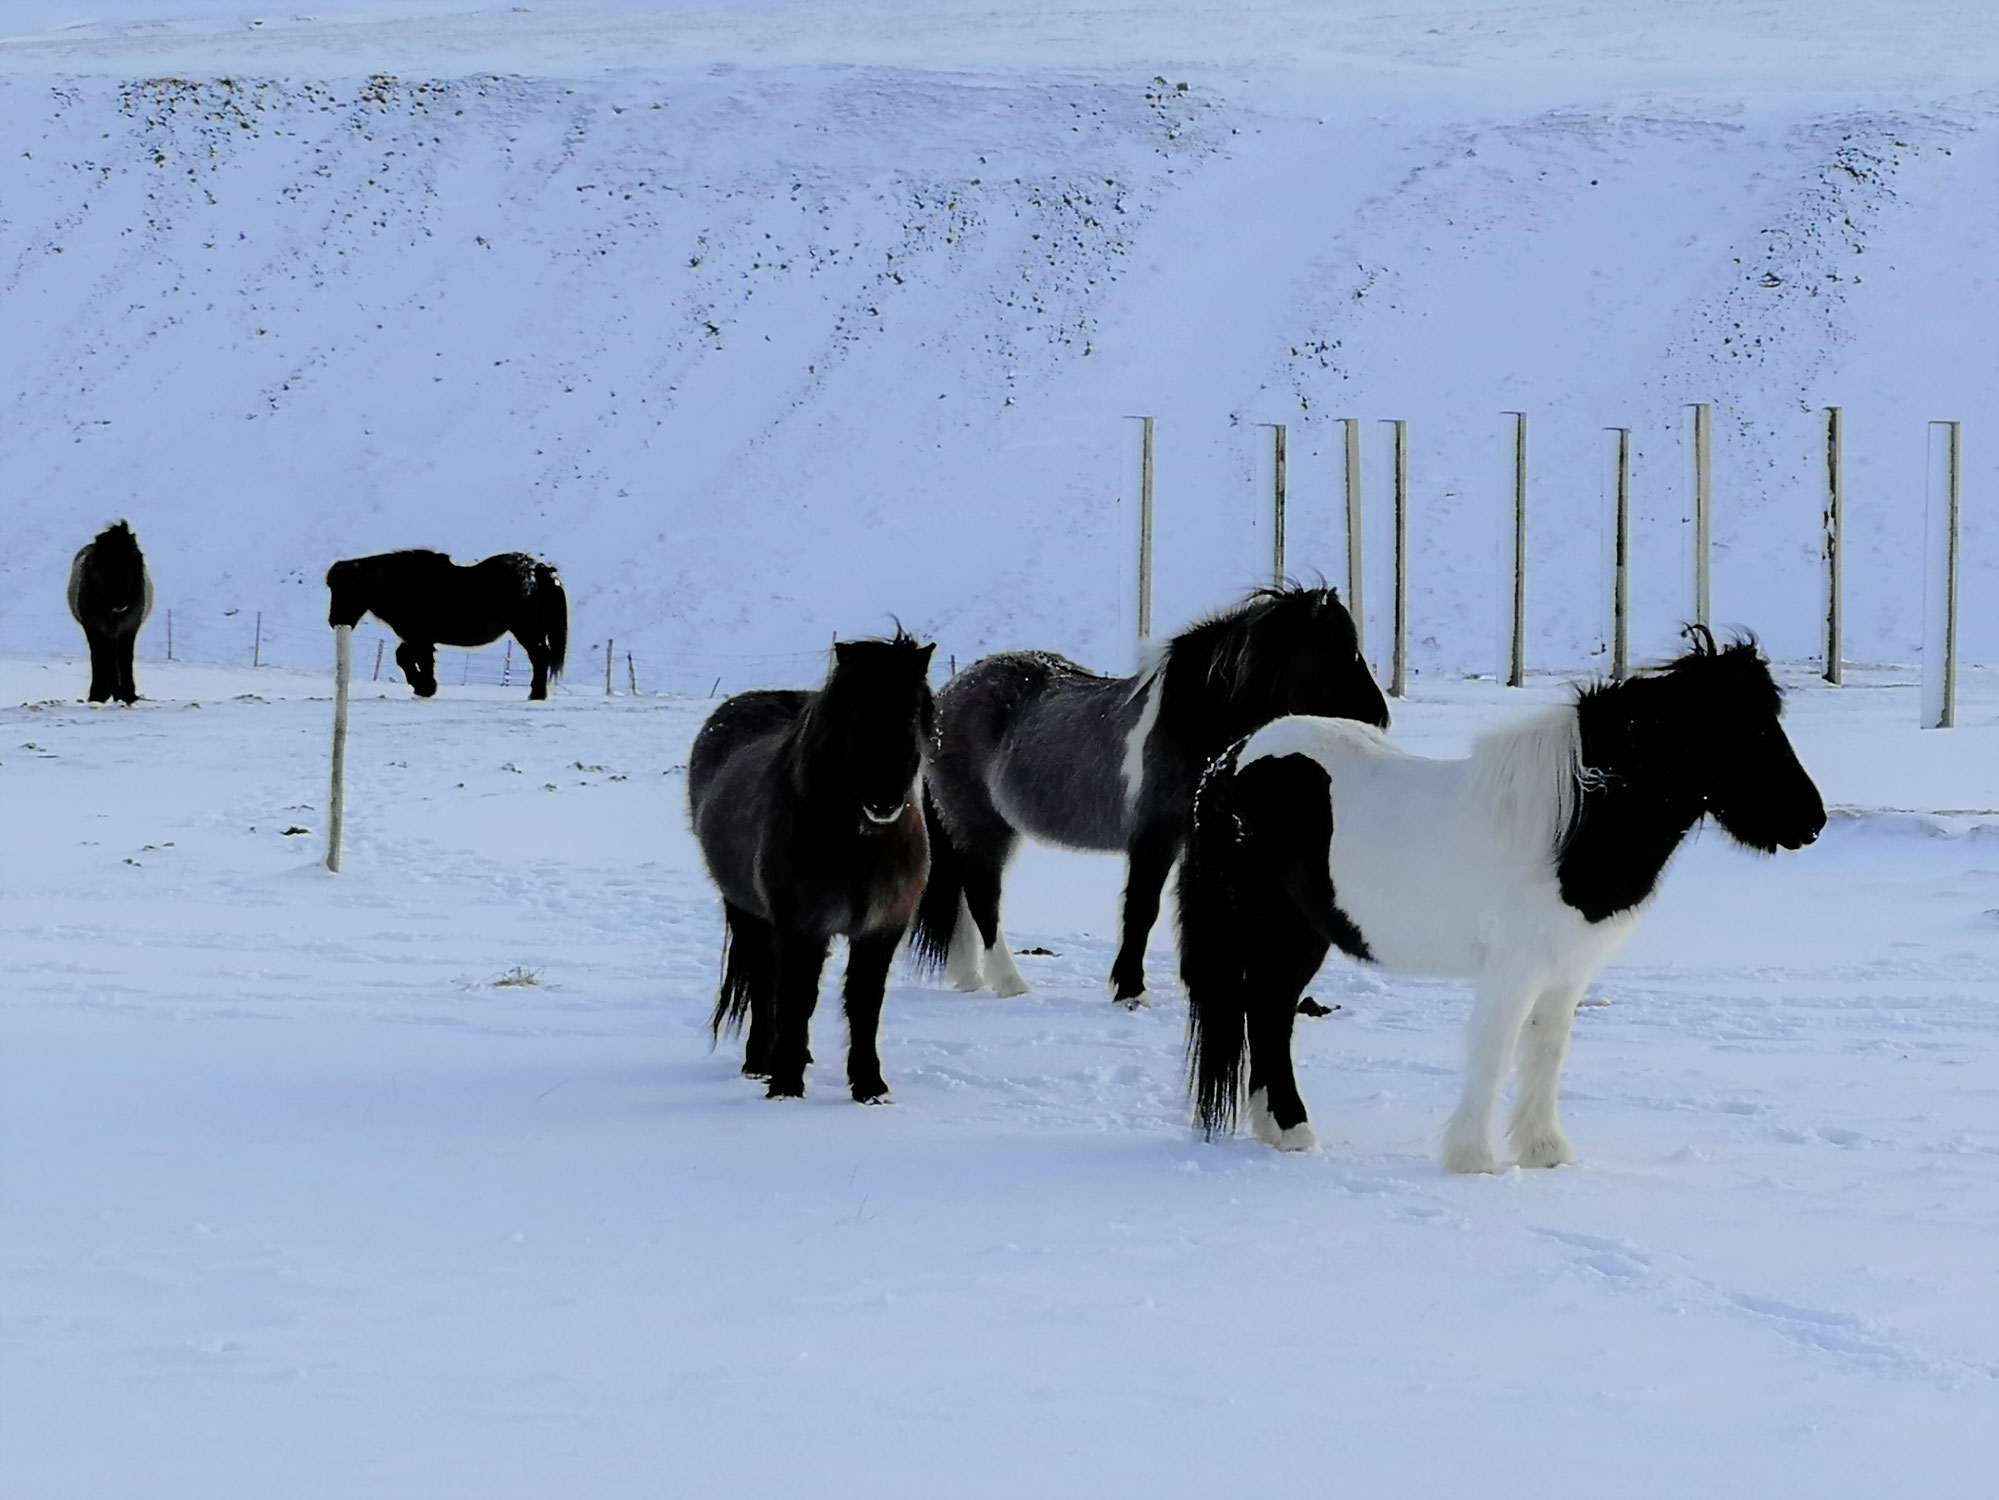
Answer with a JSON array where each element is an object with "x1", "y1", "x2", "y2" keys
[
  {"x1": 5, "y1": 655, "x2": 1999, "y2": 1495},
  {"x1": 8, "y1": 1, "x2": 1999, "y2": 1493}
]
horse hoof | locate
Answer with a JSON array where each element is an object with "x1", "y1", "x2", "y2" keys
[
  {"x1": 1107, "y1": 978, "x2": 1149, "y2": 1010},
  {"x1": 764, "y1": 1077, "x2": 806, "y2": 1100},
  {"x1": 1246, "y1": 1088, "x2": 1315, "y2": 1150},
  {"x1": 1443, "y1": 1140, "x2": 1504, "y2": 1175},
  {"x1": 1513, "y1": 1131, "x2": 1576, "y2": 1169},
  {"x1": 851, "y1": 1083, "x2": 892, "y2": 1105}
]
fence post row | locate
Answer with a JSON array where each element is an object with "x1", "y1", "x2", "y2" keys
[
  {"x1": 1389, "y1": 418, "x2": 1409, "y2": 699},
  {"x1": 326, "y1": 624, "x2": 352, "y2": 873},
  {"x1": 1505, "y1": 411, "x2": 1528, "y2": 687},
  {"x1": 1609, "y1": 427, "x2": 1632, "y2": 681}
]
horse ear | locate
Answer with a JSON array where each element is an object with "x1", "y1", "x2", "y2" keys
[
  {"x1": 833, "y1": 640, "x2": 854, "y2": 666},
  {"x1": 917, "y1": 642, "x2": 936, "y2": 670}
]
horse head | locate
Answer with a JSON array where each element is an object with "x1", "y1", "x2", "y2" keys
[
  {"x1": 324, "y1": 557, "x2": 370, "y2": 629},
  {"x1": 1255, "y1": 584, "x2": 1390, "y2": 730},
  {"x1": 1655, "y1": 628, "x2": 1825, "y2": 853},
  {"x1": 818, "y1": 630, "x2": 937, "y2": 832},
  {"x1": 90, "y1": 522, "x2": 147, "y2": 613}
]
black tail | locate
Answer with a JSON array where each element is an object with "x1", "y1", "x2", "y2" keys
[
  {"x1": 1180, "y1": 742, "x2": 1255, "y2": 1139},
  {"x1": 909, "y1": 783, "x2": 964, "y2": 974},
  {"x1": 710, "y1": 904, "x2": 771, "y2": 1042},
  {"x1": 534, "y1": 563, "x2": 569, "y2": 681}
]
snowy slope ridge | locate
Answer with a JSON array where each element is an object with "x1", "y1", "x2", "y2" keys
[{"x1": 2, "y1": 54, "x2": 1997, "y2": 690}]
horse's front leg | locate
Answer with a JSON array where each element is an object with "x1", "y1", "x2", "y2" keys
[
  {"x1": 1109, "y1": 818, "x2": 1181, "y2": 1007},
  {"x1": 395, "y1": 641, "x2": 438, "y2": 697},
  {"x1": 842, "y1": 929, "x2": 900, "y2": 1104},
  {"x1": 1508, "y1": 982, "x2": 1588, "y2": 1168},
  {"x1": 1443, "y1": 971, "x2": 1543, "y2": 1174},
  {"x1": 765, "y1": 928, "x2": 828, "y2": 1099},
  {"x1": 115, "y1": 634, "x2": 139, "y2": 703},
  {"x1": 85, "y1": 635, "x2": 113, "y2": 703}
]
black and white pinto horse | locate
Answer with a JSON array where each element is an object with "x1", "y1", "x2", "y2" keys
[
  {"x1": 915, "y1": 585, "x2": 1388, "y2": 1007},
  {"x1": 324, "y1": 549, "x2": 569, "y2": 700},
  {"x1": 1179, "y1": 631, "x2": 1825, "y2": 1173},
  {"x1": 68, "y1": 521, "x2": 154, "y2": 704},
  {"x1": 690, "y1": 632, "x2": 936, "y2": 1102}
]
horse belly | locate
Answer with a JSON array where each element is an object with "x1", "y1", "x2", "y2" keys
[
  {"x1": 1325, "y1": 808, "x2": 1492, "y2": 979},
  {"x1": 989, "y1": 734, "x2": 1130, "y2": 852}
]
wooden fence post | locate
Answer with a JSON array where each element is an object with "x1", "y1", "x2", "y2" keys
[
  {"x1": 373, "y1": 639, "x2": 384, "y2": 681},
  {"x1": 605, "y1": 638, "x2": 615, "y2": 696},
  {"x1": 1824, "y1": 407, "x2": 1844, "y2": 685},
  {"x1": 327, "y1": 625, "x2": 351, "y2": 873},
  {"x1": 1691, "y1": 402, "x2": 1713, "y2": 630},
  {"x1": 253, "y1": 610, "x2": 262, "y2": 668},
  {"x1": 1505, "y1": 411, "x2": 1528, "y2": 687},
  {"x1": 1271, "y1": 422, "x2": 1288, "y2": 587},
  {"x1": 1138, "y1": 415, "x2": 1156, "y2": 646},
  {"x1": 1923, "y1": 420, "x2": 1962, "y2": 729},
  {"x1": 1389, "y1": 418, "x2": 1409, "y2": 698},
  {"x1": 1343, "y1": 417, "x2": 1364, "y2": 657},
  {"x1": 1610, "y1": 427, "x2": 1632, "y2": 681}
]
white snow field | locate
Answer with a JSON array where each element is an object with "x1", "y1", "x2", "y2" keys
[{"x1": 6, "y1": 1, "x2": 1999, "y2": 1495}]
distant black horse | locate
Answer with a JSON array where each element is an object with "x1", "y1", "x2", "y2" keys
[
  {"x1": 914, "y1": 585, "x2": 1389, "y2": 1007},
  {"x1": 325, "y1": 549, "x2": 569, "y2": 700},
  {"x1": 1179, "y1": 630, "x2": 1825, "y2": 1171},
  {"x1": 690, "y1": 631, "x2": 936, "y2": 1102},
  {"x1": 68, "y1": 521, "x2": 153, "y2": 704}
]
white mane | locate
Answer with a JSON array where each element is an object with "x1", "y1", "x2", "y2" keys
[{"x1": 1466, "y1": 705, "x2": 1582, "y2": 856}]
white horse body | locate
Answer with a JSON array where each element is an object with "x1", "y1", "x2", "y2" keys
[{"x1": 1240, "y1": 711, "x2": 1642, "y2": 1171}]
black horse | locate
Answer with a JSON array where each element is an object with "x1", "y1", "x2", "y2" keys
[
  {"x1": 690, "y1": 631, "x2": 936, "y2": 1102},
  {"x1": 1178, "y1": 629, "x2": 1825, "y2": 1171},
  {"x1": 325, "y1": 550, "x2": 569, "y2": 700},
  {"x1": 68, "y1": 521, "x2": 153, "y2": 704},
  {"x1": 914, "y1": 584, "x2": 1389, "y2": 1007}
]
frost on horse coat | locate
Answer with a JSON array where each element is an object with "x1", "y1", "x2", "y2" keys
[
  {"x1": 68, "y1": 521, "x2": 153, "y2": 705},
  {"x1": 915, "y1": 585, "x2": 1387, "y2": 1007},
  {"x1": 1178, "y1": 634, "x2": 1826, "y2": 1173}
]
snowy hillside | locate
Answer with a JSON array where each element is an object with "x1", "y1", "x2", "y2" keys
[{"x1": 4, "y1": 3, "x2": 1999, "y2": 688}]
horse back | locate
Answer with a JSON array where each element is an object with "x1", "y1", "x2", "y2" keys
[{"x1": 937, "y1": 652, "x2": 1140, "y2": 850}]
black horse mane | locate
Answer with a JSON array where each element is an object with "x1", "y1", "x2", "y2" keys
[
  {"x1": 1575, "y1": 627, "x2": 1782, "y2": 733},
  {"x1": 794, "y1": 628, "x2": 935, "y2": 767},
  {"x1": 89, "y1": 520, "x2": 142, "y2": 561},
  {"x1": 1164, "y1": 582, "x2": 1346, "y2": 699}
]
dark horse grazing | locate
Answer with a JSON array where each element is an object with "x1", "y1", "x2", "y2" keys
[
  {"x1": 1179, "y1": 629, "x2": 1825, "y2": 1172},
  {"x1": 68, "y1": 521, "x2": 153, "y2": 704},
  {"x1": 690, "y1": 631, "x2": 936, "y2": 1102},
  {"x1": 914, "y1": 585, "x2": 1388, "y2": 1007},
  {"x1": 324, "y1": 550, "x2": 568, "y2": 700}
]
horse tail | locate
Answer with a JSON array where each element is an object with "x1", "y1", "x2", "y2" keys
[
  {"x1": 909, "y1": 783, "x2": 963, "y2": 975},
  {"x1": 1180, "y1": 740, "x2": 1255, "y2": 1139},
  {"x1": 710, "y1": 903, "x2": 768, "y2": 1043},
  {"x1": 534, "y1": 562, "x2": 569, "y2": 681}
]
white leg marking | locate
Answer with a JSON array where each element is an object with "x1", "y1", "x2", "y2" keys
[
  {"x1": 1119, "y1": 666, "x2": 1165, "y2": 811},
  {"x1": 1248, "y1": 1088, "x2": 1318, "y2": 1152},
  {"x1": 984, "y1": 935, "x2": 1030, "y2": 998},
  {"x1": 943, "y1": 897, "x2": 987, "y2": 993},
  {"x1": 1509, "y1": 984, "x2": 1584, "y2": 1168},
  {"x1": 1443, "y1": 973, "x2": 1541, "y2": 1174}
]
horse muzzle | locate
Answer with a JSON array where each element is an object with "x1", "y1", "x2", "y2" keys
[{"x1": 859, "y1": 801, "x2": 909, "y2": 833}]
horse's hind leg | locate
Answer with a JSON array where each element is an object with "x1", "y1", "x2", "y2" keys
[
  {"x1": 765, "y1": 928, "x2": 829, "y2": 1099},
  {"x1": 842, "y1": 929, "x2": 900, "y2": 1104},
  {"x1": 1508, "y1": 982, "x2": 1586, "y2": 1168},
  {"x1": 719, "y1": 903, "x2": 778, "y2": 1079},
  {"x1": 523, "y1": 634, "x2": 550, "y2": 700},
  {"x1": 1443, "y1": 971, "x2": 1543, "y2": 1174},
  {"x1": 958, "y1": 835, "x2": 1029, "y2": 998},
  {"x1": 1243, "y1": 926, "x2": 1332, "y2": 1152}
]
